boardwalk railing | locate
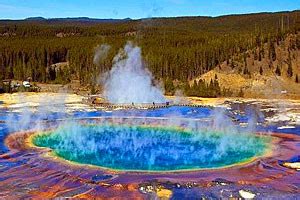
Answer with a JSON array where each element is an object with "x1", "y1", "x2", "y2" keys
[
  {"x1": 83, "y1": 96, "x2": 212, "y2": 109},
  {"x1": 86, "y1": 102, "x2": 211, "y2": 110}
]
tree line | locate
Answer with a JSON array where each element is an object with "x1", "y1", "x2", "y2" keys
[{"x1": 0, "y1": 11, "x2": 300, "y2": 96}]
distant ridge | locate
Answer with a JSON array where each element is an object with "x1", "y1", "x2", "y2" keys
[
  {"x1": 0, "y1": 10, "x2": 298, "y2": 24},
  {"x1": 25, "y1": 17, "x2": 46, "y2": 21},
  {"x1": 24, "y1": 17, "x2": 132, "y2": 23}
]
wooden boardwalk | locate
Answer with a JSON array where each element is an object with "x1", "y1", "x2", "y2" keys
[
  {"x1": 89, "y1": 102, "x2": 212, "y2": 110},
  {"x1": 83, "y1": 96, "x2": 213, "y2": 110}
]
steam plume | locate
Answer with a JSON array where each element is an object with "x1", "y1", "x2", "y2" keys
[{"x1": 103, "y1": 42, "x2": 166, "y2": 104}]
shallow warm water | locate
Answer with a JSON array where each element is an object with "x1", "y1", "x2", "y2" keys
[{"x1": 32, "y1": 124, "x2": 269, "y2": 171}]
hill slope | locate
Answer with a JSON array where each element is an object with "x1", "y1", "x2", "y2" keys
[{"x1": 193, "y1": 33, "x2": 300, "y2": 98}]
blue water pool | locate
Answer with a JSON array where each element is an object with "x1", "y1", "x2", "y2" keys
[{"x1": 32, "y1": 123, "x2": 269, "y2": 171}]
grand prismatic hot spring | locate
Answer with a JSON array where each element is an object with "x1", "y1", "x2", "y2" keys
[
  {"x1": 32, "y1": 123, "x2": 269, "y2": 171},
  {"x1": 1, "y1": 94, "x2": 300, "y2": 199}
]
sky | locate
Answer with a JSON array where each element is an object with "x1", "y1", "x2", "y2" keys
[{"x1": 0, "y1": 0, "x2": 299, "y2": 20}]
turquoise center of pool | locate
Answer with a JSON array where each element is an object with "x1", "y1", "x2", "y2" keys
[{"x1": 32, "y1": 124, "x2": 269, "y2": 171}]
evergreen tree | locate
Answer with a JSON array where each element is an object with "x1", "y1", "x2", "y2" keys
[
  {"x1": 238, "y1": 89, "x2": 244, "y2": 97},
  {"x1": 287, "y1": 51, "x2": 293, "y2": 77},
  {"x1": 258, "y1": 48, "x2": 262, "y2": 61},
  {"x1": 243, "y1": 66, "x2": 250, "y2": 75},
  {"x1": 215, "y1": 74, "x2": 218, "y2": 80},
  {"x1": 287, "y1": 64, "x2": 293, "y2": 77},
  {"x1": 275, "y1": 66, "x2": 281, "y2": 76},
  {"x1": 269, "y1": 41, "x2": 276, "y2": 61},
  {"x1": 259, "y1": 66, "x2": 263, "y2": 75},
  {"x1": 164, "y1": 78, "x2": 175, "y2": 95}
]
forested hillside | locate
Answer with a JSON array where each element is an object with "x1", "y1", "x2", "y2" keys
[
  {"x1": 191, "y1": 32, "x2": 300, "y2": 98},
  {"x1": 0, "y1": 11, "x2": 300, "y2": 96}
]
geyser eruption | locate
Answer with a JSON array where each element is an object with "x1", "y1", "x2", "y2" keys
[{"x1": 103, "y1": 42, "x2": 166, "y2": 104}]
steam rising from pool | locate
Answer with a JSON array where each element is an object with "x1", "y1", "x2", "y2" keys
[
  {"x1": 102, "y1": 42, "x2": 166, "y2": 104},
  {"x1": 32, "y1": 123, "x2": 269, "y2": 171},
  {"x1": 3, "y1": 93, "x2": 270, "y2": 172}
]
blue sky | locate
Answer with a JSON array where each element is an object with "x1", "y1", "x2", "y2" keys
[{"x1": 0, "y1": 0, "x2": 299, "y2": 19}]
